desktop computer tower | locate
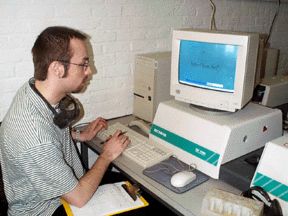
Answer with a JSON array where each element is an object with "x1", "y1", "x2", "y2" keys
[{"x1": 133, "y1": 51, "x2": 173, "y2": 122}]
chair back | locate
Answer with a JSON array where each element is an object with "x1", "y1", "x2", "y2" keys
[
  {"x1": 0, "y1": 163, "x2": 8, "y2": 216},
  {"x1": 0, "y1": 120, "x2": 8, "y2": 216}
]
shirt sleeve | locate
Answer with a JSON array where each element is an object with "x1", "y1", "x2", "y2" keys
[{"x1": 17, "y1": 142, "x2": 79, "y2": 200}]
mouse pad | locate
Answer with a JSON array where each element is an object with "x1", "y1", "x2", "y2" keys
[{"x1": 143, "y1": 156, "x2": 209, "y2": 194}]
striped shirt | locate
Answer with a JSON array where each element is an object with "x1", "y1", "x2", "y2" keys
[{"x1": 0, "y1": 79, "x2": 84, "y2": 216}]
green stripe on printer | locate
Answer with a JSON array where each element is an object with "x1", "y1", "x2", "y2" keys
[
  {"x1": 150, "y1": 124, "x2": 220, "y2": 166},
  {"x1": 253, "y1": 172, "x2": 288, "y2": 202}
]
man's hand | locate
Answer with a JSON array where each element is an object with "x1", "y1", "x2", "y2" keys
[
  {"x1": 101, "y1": 130, "x2": 130, "y2": 162},
  {"x1": 74, "y1": 117, "x2": 107, "y2": 142}
]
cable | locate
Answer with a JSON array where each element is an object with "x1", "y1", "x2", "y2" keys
[
  {"x1": 265, "y1": 0, "x2": 281, "y2": 47},
  {"x1": 209, "y1": 0, "x2": 217, "y2": 30},
  {"x1": 144, "y1": 155, "x2": 197, "y2": 175}
]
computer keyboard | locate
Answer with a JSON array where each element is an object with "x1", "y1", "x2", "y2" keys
[{"x1": 97, "y1": 122, "x2": 172, "y2": 168}]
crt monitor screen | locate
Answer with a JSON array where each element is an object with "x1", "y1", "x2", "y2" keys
[
  {"x1": 170, "y1": 29, "x2": 259, "y2": 112},
  {"x1": 179, "y1": 40, "x2": 239, "y2": 93}
]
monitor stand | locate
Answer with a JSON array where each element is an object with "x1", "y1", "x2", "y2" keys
[
  {"x1": 191, "y1": 103, "x2": 264, "y2": 191},
  {"x1": 150, "y1": 99, "x2": 282, "y2": 179}
]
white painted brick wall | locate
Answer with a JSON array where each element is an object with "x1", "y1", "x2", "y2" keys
[{"x1": 0, "y1": 0, "x2": 288, "y2": 124}]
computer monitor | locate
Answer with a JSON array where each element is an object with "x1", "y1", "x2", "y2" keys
[{"x1": 170, "y1": 29, "x2": 260, "y2": 112}]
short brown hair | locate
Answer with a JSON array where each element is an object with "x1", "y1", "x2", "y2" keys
[{"x1": 31, "y1": 26, "x2": 87, "y2": 80}]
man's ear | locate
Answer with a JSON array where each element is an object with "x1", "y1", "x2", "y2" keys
[{"x1": 49, "y1": 61, "x2": 65, "y2": 78}]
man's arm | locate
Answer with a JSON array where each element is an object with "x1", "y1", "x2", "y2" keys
[{"x1": 62, "y1": 130, "x2": 130, "y2": 207}]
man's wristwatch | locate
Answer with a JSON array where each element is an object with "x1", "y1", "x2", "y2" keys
[{"x1": 75, "y1": 129, "x2": 81, "y2": 142}]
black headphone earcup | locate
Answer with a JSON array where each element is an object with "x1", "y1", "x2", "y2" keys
[
  {"x1": 29, "y1": 80, "x2": 80, "y2": 129},
  {"x1": 266, "y1": 199, "x2": 283, "y2": 216},
  {"x1": 53, "y1": 106, "x2": 80, "y2": 129},
  {"x1": 53, "y1": 113, "x2": 70, "y2": 129},
  {"x1": 242, "y1": 186, "x2": 283, "y2": 216}
]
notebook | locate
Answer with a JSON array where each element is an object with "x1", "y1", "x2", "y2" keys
[{"x1": 61, "y1": 181, "x2": 148, "y2": 216}]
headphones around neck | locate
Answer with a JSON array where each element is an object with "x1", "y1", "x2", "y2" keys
[
  {"x1": 29, "y1": 80, "x2": 80, "y2": 129},
  {"x1": 242, "y1": 186, "x2": 283, "y2": 216}
]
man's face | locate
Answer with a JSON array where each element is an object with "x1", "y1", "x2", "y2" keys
[{"x1": 64, "y1": 38, "x2": 92, "y2": 93}]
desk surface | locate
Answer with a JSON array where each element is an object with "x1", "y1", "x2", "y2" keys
[{"x1": 84, "y1": 115, "x2": 240, "y2": 216}]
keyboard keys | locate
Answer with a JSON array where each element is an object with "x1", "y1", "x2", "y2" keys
[{"x1": 97, "y1": 122, "x2": 172, "y2": 168}]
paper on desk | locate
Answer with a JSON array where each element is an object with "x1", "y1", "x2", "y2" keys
[{"x1": 62, "y1": 181, "x2": 148, "y2": 216}]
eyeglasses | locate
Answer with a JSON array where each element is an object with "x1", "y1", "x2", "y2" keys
[{"x1": 58, "y1": 60, "x2": 89, "y2": 72}]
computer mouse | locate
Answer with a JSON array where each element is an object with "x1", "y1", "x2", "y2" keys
[{"x1": 170, "y1": 170, "x2": 196, "y2": 188}]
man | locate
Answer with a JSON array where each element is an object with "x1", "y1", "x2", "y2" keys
[{"x1": 0, "y1": 26, "x2": 130, "y2": 215}]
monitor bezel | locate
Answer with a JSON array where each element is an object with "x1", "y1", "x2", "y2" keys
[{"x1": 170, "y1": 29, "x2": 259, "y2": 112}]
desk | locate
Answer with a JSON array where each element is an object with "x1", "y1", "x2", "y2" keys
[{"x1": 80, "y1": 115, "x2": 240, "y2": 216}]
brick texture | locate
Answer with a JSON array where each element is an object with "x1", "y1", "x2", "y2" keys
[{"x1": 0, "y1": 0, "x2": 287, "y2": 123}]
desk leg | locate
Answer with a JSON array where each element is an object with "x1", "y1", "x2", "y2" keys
[{"x1": 80, "y1": 143, "x2": 89, "y2": 171}]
